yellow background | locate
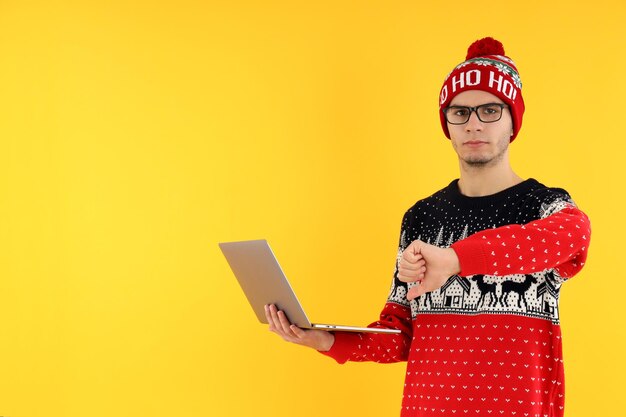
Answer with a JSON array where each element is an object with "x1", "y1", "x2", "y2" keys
[{"x1": 0, "y1": 1, "x2": 623, "y2": 416}]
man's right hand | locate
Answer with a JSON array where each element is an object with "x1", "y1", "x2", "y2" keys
[
  {"x1": 397, "y1": 239, "x2": 461, "y2": 300},
  {"x1": 265, "y1": 304, "x2": 335, "y2": 352}
]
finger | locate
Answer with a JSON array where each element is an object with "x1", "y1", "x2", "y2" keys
[
  {"x1": 290, "y1": 324, "x2": 306, "y2": 339},
  {"x1": 399, "y1": 259, "x2": 420, "y2": 271},
  {"x1": 277, "y1": 310, "x2": 297, "y2": 337},
  {"x1": 403, "y1": 258, "x2": 426, "y2": 270},
  {"x1": 408, "y1": 280, "x2": 430, "y2": 300},
  {"x1": 397, "y1": 271, "x2": 417, "y2": 283},
  {"x1": 409, "y1": 240, "x2": 423, "y2": 256},
  {"x1": 402, "y1": 250, "x2": 420, "y2": 263},
  {"x1": 398, "y1": 265, "x2": 426, "y2": 282},
  {"x1": 268, "y1": 304, "x2": 286, "y2": 335},
  {"x1": 264, "y1": 304, "x2": 275, "y2": 330},
  {"x1": 266, "y1": 304, "x2": 279, "y2": 331},
  {"x1": 407, "y1": 284, "x2": 423, "y2": 300}
]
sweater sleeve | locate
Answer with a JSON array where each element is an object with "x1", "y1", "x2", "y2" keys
[
  {"x1": 318, "y1": 301, "x2": 413, "y2": 364},
  {"x1": 451, "y1": 203, "x2": 591, "y2": 278}
]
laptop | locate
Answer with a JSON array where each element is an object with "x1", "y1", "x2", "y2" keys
[{"x1": 219, "y1": 239, "x2": 401, "y2": 334}]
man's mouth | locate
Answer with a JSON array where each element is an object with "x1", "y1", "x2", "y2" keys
[{"x1": 464, "y1": 140, "x2": 487, "y2": 146}]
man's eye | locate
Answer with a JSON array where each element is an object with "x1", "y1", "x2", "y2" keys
[
  {"x1": 481, "y1": 105, "x2": 500, "y2": 115},
  {"x1": 453, "y1": 108, "x2": 469, "y2": 117}
]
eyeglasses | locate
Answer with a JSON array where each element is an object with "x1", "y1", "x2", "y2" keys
[{"x1": 442, "y1": 103, "x2": 508, "y2": 125}]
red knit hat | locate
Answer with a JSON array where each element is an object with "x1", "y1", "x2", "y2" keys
[{"x1": 439, "y1": 37, "x2": 525, "y2": 142}]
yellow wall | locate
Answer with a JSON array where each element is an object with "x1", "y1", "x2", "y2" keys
[{"x1": 0, "y1": 1, "x2": 623, "y2": 416}]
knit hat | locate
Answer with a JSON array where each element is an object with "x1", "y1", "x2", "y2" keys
[{"x1": 439, "y1": 37, "x2": 525, "y2": 142}]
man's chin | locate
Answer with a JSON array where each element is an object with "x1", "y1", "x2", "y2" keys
[
  {"x1": 465, "y1": 159, "x2": 490, "y2": 166},
  {"x1": 462, "y1": 156, "x2": 492, "y2": 167}
]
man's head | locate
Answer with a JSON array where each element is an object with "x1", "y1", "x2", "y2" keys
[
  {"x1": 439, "y1": 37, "x2": 525, "y2": 142},
  {"x1": 445, "y1": 89, "x2": 513, "y2": 168}
]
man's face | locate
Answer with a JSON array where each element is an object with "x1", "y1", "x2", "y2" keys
[{"x1": 446, "y1": 90, "x2": 514, "y2": 168}]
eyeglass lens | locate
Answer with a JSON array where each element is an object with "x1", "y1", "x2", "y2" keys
[{"x1": 444, "y1": 104, "x2": 505, "y2": 124}]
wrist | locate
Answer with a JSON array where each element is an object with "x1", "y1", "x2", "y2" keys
[
  {"x1": 318, "y1": 332, "x2": 335, "y2": 352},
  {"x1": 447, "y1": 248, "x2": 461, "y2": 275}
]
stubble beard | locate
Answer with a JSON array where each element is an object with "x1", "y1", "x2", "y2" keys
[{"x1": 460, "y1": 136, "x2": 510, "y2": 169}]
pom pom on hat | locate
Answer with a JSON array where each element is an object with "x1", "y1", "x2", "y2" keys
[
  {"x1": 439, "y1": 37, "x2": 525, "y2": 142},
  {"x1": 466, "y1": 37, "x2": 505, "y2": 59}
]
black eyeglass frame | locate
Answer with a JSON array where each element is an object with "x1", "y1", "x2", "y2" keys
[{"x1": 442, "y1": 103, "x2": 509, "y2": 125}]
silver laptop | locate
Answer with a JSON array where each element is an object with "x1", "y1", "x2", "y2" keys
[{"x1": 219, "y1": 240, "x2": 400, "y2": 334}]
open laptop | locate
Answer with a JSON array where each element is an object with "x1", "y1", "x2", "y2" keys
[{"x1": 219, "y1": 239, "x2": 400, "y2": 334}]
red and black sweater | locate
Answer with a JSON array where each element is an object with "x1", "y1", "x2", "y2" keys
[{"x1": 320, "y1": 179, "x2": 591, "y2": 417}]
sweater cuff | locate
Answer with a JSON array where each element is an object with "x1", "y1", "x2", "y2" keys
[
  {"x1": 317, "y1": 331, "x2": 361, "y2": 364},
  {"x1": 451, "y1": 237, "x2": 489, "y2": 276}
]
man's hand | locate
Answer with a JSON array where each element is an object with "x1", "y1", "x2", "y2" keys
[
  {"x1": 397, "y1": 240, "x2": 461, "y2": 300},
  {"x1": 264, "y1": 304, "x2": 335, "y2": 352}
]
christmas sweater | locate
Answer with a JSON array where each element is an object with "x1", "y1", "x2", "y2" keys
[{"x1": 320, "y1": 179, "x2": 591, "y2": 417}]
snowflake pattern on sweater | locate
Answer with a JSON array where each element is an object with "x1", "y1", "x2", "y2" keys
[{"x1": 321, "y1": 179, "x2": 591, "y2": 417}]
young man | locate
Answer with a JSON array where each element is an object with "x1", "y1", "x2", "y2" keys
[{"x1": 265, "y1": 37, "x2": 591, "y2": 417}]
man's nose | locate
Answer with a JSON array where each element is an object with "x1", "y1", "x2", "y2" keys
[{"x1": 465, "y1": 110, "x2": 483, "y2": 131}]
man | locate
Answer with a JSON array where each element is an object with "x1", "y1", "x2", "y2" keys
[{"x1": 265, "y1": 37, "x2": 590, "y2": 417}]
